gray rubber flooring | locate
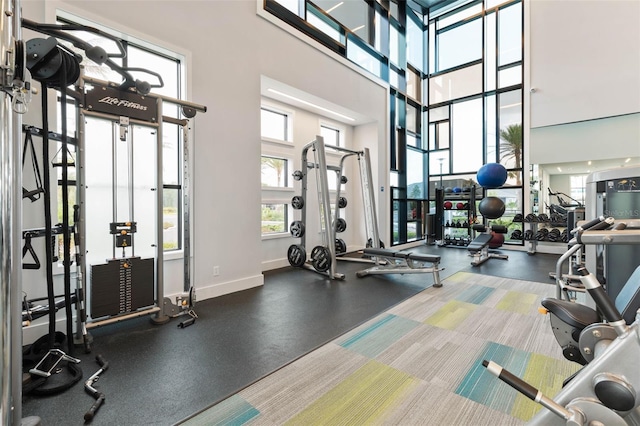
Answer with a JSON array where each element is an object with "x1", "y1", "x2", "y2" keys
[{"x1": 20, "y1": 245, "x2": 560, "y2": 425}]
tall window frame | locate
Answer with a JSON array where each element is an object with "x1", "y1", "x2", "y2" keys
[
  {"x1": 425, "y1": 0, "x2": 524, "y2": 245},
  {"x1": 55, "y1": 13, "x2": 186, "y2": 253},
  {"x1": 260, "y1": 102, "x2": 295, "y2": 238}
]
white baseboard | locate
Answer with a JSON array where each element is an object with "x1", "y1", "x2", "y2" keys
[
  {"x1": 189, "y1": 274, "x2": 264, "y2": 301},
  {"x1": 23, "y1": 275, "x2": 265, "y2": 345},
  {"x1": 262, "y1": 258, "x2": 291, "y2": 271}
]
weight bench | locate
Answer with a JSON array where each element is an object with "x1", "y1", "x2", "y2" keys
[
  {"x1": 356, "y1": 248, "x2": 443, "y2": 287},
  {"x1": 468, "y1": 224, "x2": 509, "y2": 266}
]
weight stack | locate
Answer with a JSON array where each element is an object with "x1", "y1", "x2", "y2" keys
[{"x1": 90, "y1": 257, "x2": 155, "y2": 319}]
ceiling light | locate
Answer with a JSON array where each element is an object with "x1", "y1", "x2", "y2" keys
[
  {"x1": 587, "y1": 161, "x2": 592, "y2": 165},
  {"x1": 557, "y1": 167, "x2": 562, "y2": 172},
  {"x1": 268, "y1": 89, "x2": 355, "y2": 122},
  {"x1": 626, "y1": 158, "x2": 631, "y2": 163},
  {"x1": 326, "y1": 1, "x2": 343, "y2": 13}
]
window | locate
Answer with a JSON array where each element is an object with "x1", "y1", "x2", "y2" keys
[
  {"x1": 261, "y1": 107, "x2": 290, "y2": 141},
  {"x1": 261, "y1": 156, "x2": 290, "y2": 188},
  {"x1": 261, "y1": 103, "x2": 295, "y2": 237},
  {"x1": 436, "y1": 18, "x2": 482, "y2": 72},
  {"x1": 262, "y1": 203, "x2": 288, "y2": 234},
  {"x1": 406, "y1": 12, "x2": 424, "y2": 71},
  {"x1": 307, "y1": 2, "x2": 344, "y2": 44},
  {"x1": 570, "y1": 176, "x2": 587, "y2": 205},
  {"x1": 56, "y1": 14, "x2": 184, "y2": 253},
  {"x1": 452, "y1": 98, "x2": 483, "y2": 174},
  {"x1": 273, "y1": 0, "x2": 301, "y2": 16},
  {"x1": 407, "y1": 148, "x2": 426, "y2": 199},
  {"x1": 346, "y1": 35, "x2": 384, "y2": 78},
  {"x1": 320, "y1": 124, "x2": 341, "y2": 147}
]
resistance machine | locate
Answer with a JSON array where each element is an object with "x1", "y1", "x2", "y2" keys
[
  {"x1": 77, "y1": 75, "x2": 203, "y2": 332},
  {"x1": 287, "y1": 135, "x2": 382, "y2": 279},
  {"x1": 483, "y1": 220, "x2": 640, "y2": 425},
  {"x1": 585, "y1": 166, "x2": 640, "y2": 301}
]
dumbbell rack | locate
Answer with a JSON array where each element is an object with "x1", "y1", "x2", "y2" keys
[
  {"x1": 287, "y1": 135, "x2": 381, "y2": 279},
  {"x1": 522, "y1": 217, "x2": 568, "y2": 255}
]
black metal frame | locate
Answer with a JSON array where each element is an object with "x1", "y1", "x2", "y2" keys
[{"x1": 262, "y1": 0, "x2": 524, "y2": 247}]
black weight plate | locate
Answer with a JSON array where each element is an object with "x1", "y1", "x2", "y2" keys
[
  {"x1": 287, "y1": 244, "x2": 306, "y2": 267},
  {"x1": 340, "y1": 175, "x2": 348, "y2": 184},
  {"x1": 311, "y1": 246, "x2": 331, "y2": 272},
  {"x1": 335, "y1": 218, "x2": 347, "y2": 233},
  {"x1": 310, "y1": 245, "x2": 323, "y2": 260},
  {"x1": 292, "y1": 170, "x2": 303, "y2": 181},
  {"x1": 291, "y1": 195, "x2": 304, "y2": 210},
  {"x1": 338, "y1": 197, "x2": 348, "y2": 208},
  {"x1": 335, "y1": 238, "x2": 346, "y2": 254},
  {"x1": 290, "y1": 220, "x2": 305, "y2": 238}
]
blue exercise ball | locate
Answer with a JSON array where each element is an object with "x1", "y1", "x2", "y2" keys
[
  {"x1": 477, "y1": 163, "x2": 507, "y2": 189},
  {"x1": 479, "y1": 196, "x2": 506, "y2": 219}
]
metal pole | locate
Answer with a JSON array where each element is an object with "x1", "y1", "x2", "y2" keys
[
  {"x1": 360, "y1": 148, "x2": 380, "y2": 248},
  {"x1": 314, "y1": 136, "x2": 338, "y2": 278},
  {"x1": 182, "y1": 123, "x2": 191, "y2": 293},
  {"x1": 0, "y1": 104, "x2": 13, "y2": 424},
  {"x1": 1, "y1": 0, "x2": 22, "y2": 422},
  {"x1": 153, "y1": 98, "x2": 169, "y2": 323},
  {"x1": 76, "y1": 72, "x2": 87, "y2": 343},
  {"x1": 81, "y1": 76, "x2": 207, "y2": 114},
  {"x1": 128, "y1": 123, "x2": 135, "y2": 257},
  {"x1": 111, "y1": 121, "x2": 118, "y2": 258},
  {"x1": 0, "y1": 56, "x2": 13, "y2": 426}
]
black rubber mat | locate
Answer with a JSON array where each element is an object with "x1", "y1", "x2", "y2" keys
[{"x1": 21, "y1": 247, "x2": 559, "y2": 425}]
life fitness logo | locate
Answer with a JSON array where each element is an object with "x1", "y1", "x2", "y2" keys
[{"x1": 98, "y1": 96, "x2": 148, "y2": 111}]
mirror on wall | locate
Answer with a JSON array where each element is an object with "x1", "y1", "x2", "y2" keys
[{"x1": 531, "y1": 157, "x2": 640, "y2": 217}]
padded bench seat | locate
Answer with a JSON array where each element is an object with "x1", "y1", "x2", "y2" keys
[
  {"x1": 358, "y1": 248, "x2": 443, "y2": 287},
  {"x1": 363, "y1": 248, "x2": 440, "y2": 264},
  {"x1": 467, "y1": 233, "x2": 492, "y2": 252}
]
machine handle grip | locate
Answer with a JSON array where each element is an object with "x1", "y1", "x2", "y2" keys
[
  {"x1": 482, "y1": 360, "x2": 538, "y2": 400},
  {"x1": 577, "y1": 267, "x2": 624, "y2": 324},
  {"x1": 95, "y1": 354, "x2": 109, "y2": 371},
  {"x1": 482, "y1": 360, "x2": 573, "y2": 421},
  {"x1": 84, "y1": 394, "x2": 105, "y2": 422},
  {"x1": 571, "y1": 216, "x2": 606, "y2": 234},
  {"x1": 178, "y1": 317, "x2": 196, "y2": 328}
]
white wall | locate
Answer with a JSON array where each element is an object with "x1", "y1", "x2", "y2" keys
[
  {"x1": 20, "y1": 0, "x2": 389, "y2": 327},
  {"x1": 527, "y1": 0, "x2": 640, "y2": 218},
  {"x1": 548, "y1": 175, "x2": 572, "y2": 202},
  {"x1": 529, "y1": 0, "x2": 640, "y2": 129}
]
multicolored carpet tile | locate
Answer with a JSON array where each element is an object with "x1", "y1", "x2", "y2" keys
[{"x1": 181, "y1": 272, "x2": 579, "y2": 425}]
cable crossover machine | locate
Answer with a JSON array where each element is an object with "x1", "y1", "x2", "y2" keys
[{"x1": 0, "y1": 11, "x2": 207, "y2": 424}]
